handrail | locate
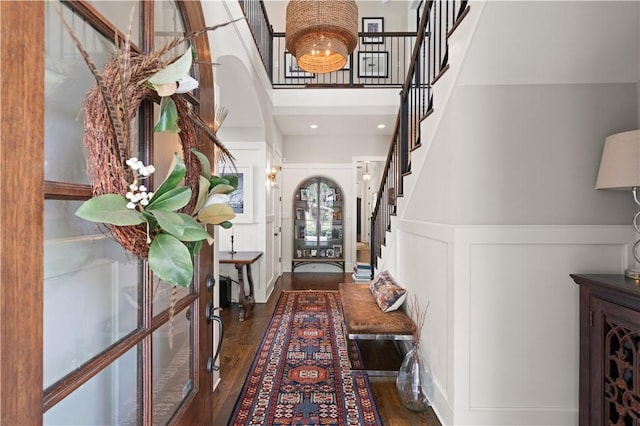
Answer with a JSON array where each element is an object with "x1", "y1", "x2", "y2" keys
[
  {"x1": 238, "y1": 0, "x2": 274, "y2": 79},
  {"x1": 370, "y1": 0, "x2": 469, "y2": 271}
]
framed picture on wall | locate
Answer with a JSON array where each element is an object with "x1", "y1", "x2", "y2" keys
[
  {"x1": 362, "y1": 17, "x2": 384, "y2": 44},
  {"x1": 358, "y1": 52, "x2": 388, "y2": 78},
  {"x1": 285, "y1": 52, "x2": 314, "y2": 78},
  {"x1": 226, "y1": 166, "x2": 254, "y2": 223},
  {"x1": 296, "y1": 207, "x2": 305, "y2": 220}
]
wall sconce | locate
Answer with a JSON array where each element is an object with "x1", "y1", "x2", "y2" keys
[
  {"x1": 362, "y1": 162, "x2": 372, "y2": 181},
  {"x1": 267, "y1": 166, "x2": 281, "y2": 187}
]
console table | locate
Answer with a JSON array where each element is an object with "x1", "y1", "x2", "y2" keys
[
  {"x1": 570, "y1": 274, "x2": 640, "y2": 425},
  {"x1": 219, "y1": 251, "x2": 263, "y2": 321}
]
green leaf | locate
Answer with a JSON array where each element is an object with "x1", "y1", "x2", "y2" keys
[
  {"x1": 148, "y1": 210, "x2": 185, "y2": 238},
  {"x1": 148, "y1": 48, "x2": 193, "y2": 85},
  {"x1": 210, "y1": 183, "x2": 235, "y2": 195},
  {"x1": 141, "y1": 211, "x2": 158, "y2": 230},
  {"x1": 149, "y1": 153, "x2": 186, "y2": 203},
  {"x1": 153, "y1": 97, "x2": 180, "y2": 133},
  {"x1": 219, "y1": 221, "x2": 233, "y2": 229},
  {"x1": 220, "y1": 174, "x2": 239, "y2": 190},
  {"x1": 196, "y1": 203, "x2": 236, "y2": 225},
  {"x1": 75, "y1": 194, "x2": 144, "y2": 226},
  {"x1": 148, "y1": 233, "x2": 193, "y2": 288},
  {"x1": 191, "y1": 148, "x2": 211, "y2": 178},
  {"x1": 187, "y1": 240, "x2": 203, "y2": 257},
  {"x1": 147, "y1": 186, "x2": 191, "y2": 211},
  {"x1": 193, "y1": 175, "x2": 211, "y2": 214},
  {"x1": 178, "y1": 213, "x2": 213, "y2": 244},
  {"x1": 209, "y1": 176, "x2": 231, "y2": 188}
]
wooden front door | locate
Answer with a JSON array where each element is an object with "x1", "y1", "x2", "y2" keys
[{"x1": 1, "y1": 1, "x2": 216, "y2": 424}]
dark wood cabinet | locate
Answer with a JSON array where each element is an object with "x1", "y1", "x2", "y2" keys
[
  {"x1": 571, "y1": 274, "x2": 640, "y2": 425},
  {"x1": 292, "y1": 176, "x2": 345, "y2": 272}
]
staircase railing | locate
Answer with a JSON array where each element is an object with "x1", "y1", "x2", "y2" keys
[
  {"x1": 236, "y1": 0, "x2": 470, "y2": 272},
  {"x1": 238, "y1": 0, "x2": 274, "y2": 79},
  {"x1": 370, "y1": 0, "x2": 469, "y2": 273}
]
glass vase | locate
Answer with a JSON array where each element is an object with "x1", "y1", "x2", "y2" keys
[{"x1": 396, "y1": 343, "x2": 434, "y2": 411}]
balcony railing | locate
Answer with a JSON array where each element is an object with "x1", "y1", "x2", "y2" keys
[
  {"x1": 271, "y1": 33, "x2": 415, "y2": 87},
  {"x1": 238, "y1": 0, "x2": 416, "y2": 88}
]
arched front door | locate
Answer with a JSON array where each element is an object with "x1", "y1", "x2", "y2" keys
[{"x1": 1, "y1": 1, "x2": 216, "y2": 423}]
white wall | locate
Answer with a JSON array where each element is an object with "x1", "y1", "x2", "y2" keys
[
  {"x1": 409, "y1": 82, "x2": 638, "y2": 226},
  {"x1": 203, "y1": 0, "x2": 288, "y2": 305},
  {"x1": 284, "y1": 134, "x2": 389, "y2": 163},
  {"x1": 216, "y1": 142, "x2": 276, "y2": 303},
  {"x1": 380, "y1": 1, "x2": 640, "y2": 425}
]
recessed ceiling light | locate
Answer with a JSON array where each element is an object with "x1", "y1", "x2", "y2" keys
[
  {"x1": 377, "y1": 124, "x2": 386, "y2": 129},
  {"x1": 310, "y1": 124, "x2": 318, "y2": 129}
]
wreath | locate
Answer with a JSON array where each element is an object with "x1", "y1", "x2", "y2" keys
[{"x1": 59, "y1": 10, "x2": 240, "y2": 288}]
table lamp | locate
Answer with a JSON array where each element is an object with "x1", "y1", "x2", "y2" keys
[{"x1": 595, "y1": 129, "x2": 640, "y2": 278}]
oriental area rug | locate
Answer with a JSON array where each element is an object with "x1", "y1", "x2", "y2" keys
[{"x1": 228, "y1": 290, "x2": 382, "y2": 425}]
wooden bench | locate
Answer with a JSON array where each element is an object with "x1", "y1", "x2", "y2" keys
[{"x1": 338, "y1": 282, "x2": 415, "y2": 375}]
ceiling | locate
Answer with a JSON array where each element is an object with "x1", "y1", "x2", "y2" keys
[{"x1": 273, "y1": 113, "x2": 395, "y2": 137}]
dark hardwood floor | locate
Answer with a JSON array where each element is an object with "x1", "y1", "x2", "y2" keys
[{"x1": 212, "y1": 272, "x2": 441, "y2": 425}]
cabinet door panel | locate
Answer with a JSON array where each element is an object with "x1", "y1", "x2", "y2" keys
[
  {"x1": 591, "y1": 297, "x2": 640, "y2": 425},
  {"x1": 292, "y1": 177, "x2": 344, "y2": 271}
]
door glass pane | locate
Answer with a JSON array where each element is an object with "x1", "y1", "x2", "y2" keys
[
  {"x1": 44, "y1": 2, "x2": 111, "y2": 184},
  {"x1": 88, "y1": 1, "x2": 140, "y2": 47},
  {"x1": 44, "y1": 200, "x2": 140, "y2": 387},
  {"x1": 152, "y1": 277, "x2": 190, "y2": 315},
  {"x1": 155, "y1": 0, "x2": 185, "y2": 47},
  {"x1": 43, "y1": 345, "x2": 138, "y2": 425},
  {"x1": 154, "y1": 1, "x2": 192, "y2": 74},
  {"x1": 152, "y1": 305, "x2": 193, "y2": 423}
]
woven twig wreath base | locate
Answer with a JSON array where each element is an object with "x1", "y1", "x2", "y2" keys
[{"x1": 83, "y1": 51, "x2": 201, "y2": 260}]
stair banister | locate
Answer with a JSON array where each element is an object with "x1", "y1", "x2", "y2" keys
[{"x1": 370, "y1": 0, "x2": 469, "y2": 271}]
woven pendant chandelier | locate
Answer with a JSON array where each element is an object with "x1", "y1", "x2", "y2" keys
[{"x1": 285, "y1": 0, "x2": 359, "y2": 74}]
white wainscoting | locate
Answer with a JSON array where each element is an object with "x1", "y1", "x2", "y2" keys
[{"x1": 387, "y1": 220, "x2": 633, "y2": 426}]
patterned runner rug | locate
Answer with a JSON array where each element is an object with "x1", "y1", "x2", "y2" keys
[{"x1": 229, "y1": 290, "x2": 381, "y2": 425}]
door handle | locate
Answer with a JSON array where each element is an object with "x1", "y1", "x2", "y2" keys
[
  {"x1": 207, "y1": 315, "x2": 223, "y2": 372},
  {"x1": 205, "y1": 300, "x2": 220, "y2": 323}
]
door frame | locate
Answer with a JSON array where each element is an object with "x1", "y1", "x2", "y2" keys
[
  {"x1": 1, "y1": 1, "x2": 45, "y2": 423},
  {"x1": 0, "y1": 1, "x2": 217, "y2": 423}
]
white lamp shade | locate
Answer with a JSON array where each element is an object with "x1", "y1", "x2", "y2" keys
[{"x1": 595, "y1": 130, "x2": 640, "y2": 190}]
